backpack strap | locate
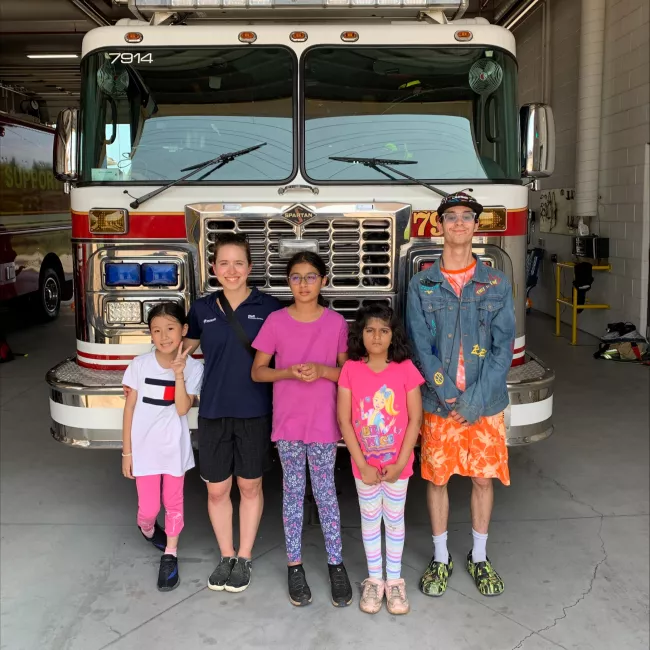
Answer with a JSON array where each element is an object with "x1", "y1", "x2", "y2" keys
[{"x1": 218, "y1": 293, "x2": 255, "y2": 359}]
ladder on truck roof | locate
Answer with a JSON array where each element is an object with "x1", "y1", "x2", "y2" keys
[{"x1": 112, "y1": 0, "x2": 469, "y2": 24}]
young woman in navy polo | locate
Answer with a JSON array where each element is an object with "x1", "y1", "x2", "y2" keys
[{"x1": 185, "y1": 233, "x2": 281, "y2": 593}]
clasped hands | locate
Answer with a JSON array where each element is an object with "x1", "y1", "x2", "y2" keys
[
  {"x1": 445, "y1": 397, "x2": 468, "y2": 425},
  {"x1": 359, "y1": 463, "x2": 403, "y2": 486},
  {"x1": 288, "y1": 362, "x2": 325, "y2": 383}
]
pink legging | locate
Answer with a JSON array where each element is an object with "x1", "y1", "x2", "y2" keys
[{"x1": 135, "y1": 474, "x2": 185, "y2": 537}]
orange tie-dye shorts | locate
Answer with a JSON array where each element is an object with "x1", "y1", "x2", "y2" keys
[{"x1": 420, "y1": 411, "x2": 510, "y2": 486}]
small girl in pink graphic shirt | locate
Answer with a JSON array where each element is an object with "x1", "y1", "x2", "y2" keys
[{"x1": 337, "y1": 303, "x2": 424, "y2": 617}]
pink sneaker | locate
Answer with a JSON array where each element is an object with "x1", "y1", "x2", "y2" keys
[
  {"x1": 359, "y1": 578, "x2": 384, "y2": 614},
  {"x1": 385, "y1": 578, "x2": 410, "y2": 615}
]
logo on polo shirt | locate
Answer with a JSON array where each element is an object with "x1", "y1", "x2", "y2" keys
[
  {"x1": 203, "y1": 317, "x2": 216, "y2": 324},
  {"x1": 248, "y1": 314, "x2": 263, "y2": 321},
  {"x1": 142, "y1": 377, "x2": 175, "y2": 406}
]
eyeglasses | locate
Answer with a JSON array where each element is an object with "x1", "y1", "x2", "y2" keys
[
  {"x1": 288, "y1": 273, "x2": 322, "y2": 285},
  {"x1": 442, "y1": 211, "x2": 476, "y2": 224}
]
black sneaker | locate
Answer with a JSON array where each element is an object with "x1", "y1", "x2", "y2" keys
[
  {"x1": 157, "y1": 554, "x2": 179, "y2": 592},
  {"x1": 225, "y1": 557, "x2": 252, "y2": 593},
  {"x1": 140, "y1": 521, "x2": 167, "y2": 552},
  {"x1": 288, "y1": 565, "x2": 312, "y2": 607},
  {"x1": 328, "y1": 563, "x2": 353, "y2": 607},
  {"x1": 208, "y1": 556, "x2": 236, "y2": 591}
]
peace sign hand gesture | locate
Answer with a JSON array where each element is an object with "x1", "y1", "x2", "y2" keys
[{"x1": 171, "y1": 342, "x2": 191, "y2": 379}]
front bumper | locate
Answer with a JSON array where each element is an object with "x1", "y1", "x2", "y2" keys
[
  {"x1": 47, "y1": 354, "x2": 554, "y2": 449},
  {"x1": 503, "y1": 352, "x2": 554, "y2": 445},
  {"x1": 47, "y1": 359, "x2": 199, "y2": 449}
]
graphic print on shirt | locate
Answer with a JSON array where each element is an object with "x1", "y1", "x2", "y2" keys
[
  {"x1": 142, "y1": 377, "x2": 176, "y2": 406},
  {"x1": 358, "y1": 385, "x2": 400, "y2": 464}
]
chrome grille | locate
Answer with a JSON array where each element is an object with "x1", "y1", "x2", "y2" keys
[
  {"x1": 203, "y1": 215, "x2": 395, "y2": 293},
  {"x1": 327, "y1": 296, "x2": 393, "y2": 322},
  {"x1": 269, "y1": 295, "x2": 394, "y2": 322}
]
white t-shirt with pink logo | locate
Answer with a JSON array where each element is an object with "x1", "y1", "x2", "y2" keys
[{"x1": 123, "y1": 351, "x2": 203, "y2": 477}]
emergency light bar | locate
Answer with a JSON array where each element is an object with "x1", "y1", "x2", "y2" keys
[{"x1": 118, "y1": 0, "x2": 468, "y2": 16}]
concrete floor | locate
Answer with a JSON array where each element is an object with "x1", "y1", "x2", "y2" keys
[{"x1": 1, "y1": 306, "x2": 648, "y2": 650}]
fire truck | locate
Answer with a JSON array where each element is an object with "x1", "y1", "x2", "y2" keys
[
  {"x1": 47, "y1": 0, "x2": 556, "y2": 448},
  {"x1": 1, "y1": 115, "x2": 71, "y2": 320}
]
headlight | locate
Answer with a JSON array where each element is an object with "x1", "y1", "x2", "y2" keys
[
  {"x1": 143, "y1": 299, "x2": 183, "y2": 321},
  {"x1": 106, "y1": 301, "x2": 142, "y2": 324}
]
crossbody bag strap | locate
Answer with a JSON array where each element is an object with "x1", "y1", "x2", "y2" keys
[{"x1": 218, "y1": 292, "x2": 255, "y2": 359}]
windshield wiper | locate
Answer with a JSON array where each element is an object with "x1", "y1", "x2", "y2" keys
[
  {"x1": 329, "y1": 156, "x2": 449, "y2": 199},
  {"x1": 128, "y1": 143, "x2": 267, "y2": 209}
]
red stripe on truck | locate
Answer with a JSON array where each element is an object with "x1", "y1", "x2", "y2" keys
[{"x1": 71, "y1": 211, "x2": 187, "y2": 239}]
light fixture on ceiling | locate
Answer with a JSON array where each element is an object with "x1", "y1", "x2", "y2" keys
[{"x1": 26, "y1": 54, "x2": 79, "y2": 59}]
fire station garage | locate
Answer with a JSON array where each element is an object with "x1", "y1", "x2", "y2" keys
[{"x1": 0, "y1": 1, "x2": 648, "y2": 648}]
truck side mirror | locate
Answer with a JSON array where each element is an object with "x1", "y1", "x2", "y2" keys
[
  {"x1": 53, "y1": 108, "x2": 79, "y2": 182},
  {"x1": 520, "y1": 103, "x2": 555, "y2": 179}
]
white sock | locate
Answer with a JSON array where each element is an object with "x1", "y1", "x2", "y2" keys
[
  {"x1": 432, "y1": 532, "x2": 449, "y2": 565},
  {"x1": 472, "y1": 529, "x2": 488, "y2": 563}
]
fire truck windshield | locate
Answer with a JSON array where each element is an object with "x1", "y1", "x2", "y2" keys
[
  {"x1": 303, "y1": 46, "x2": 519, "y2": 183},
  {"x1": 79, "y1": 47, "x2": 294, "y2": 184}
]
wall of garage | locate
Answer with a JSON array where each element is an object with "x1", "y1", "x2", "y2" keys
[{"x1": 514, "y1": 0, "x2": 649, "y2": 338}]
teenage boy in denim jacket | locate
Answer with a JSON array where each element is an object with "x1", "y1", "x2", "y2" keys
[{"x1": 406, "y1": 191, "x2": 515, "y2": 598}]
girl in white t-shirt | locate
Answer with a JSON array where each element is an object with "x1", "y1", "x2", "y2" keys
[{"x1": 122, "y1": 302, "x2": 203, "y2": 592}]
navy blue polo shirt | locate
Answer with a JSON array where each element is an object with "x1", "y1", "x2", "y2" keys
[{"x1": 187, "y1": 288, "x2": 282, "y2": 419}]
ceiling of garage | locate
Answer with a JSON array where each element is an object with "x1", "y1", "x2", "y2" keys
[{"x1": 0, "y1": 0, "x2": 509, "y2": 123}]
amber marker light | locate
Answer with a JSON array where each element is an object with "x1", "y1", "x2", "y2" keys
[
  {"x1": 454, "y1": 30, "x2": 473, "y2": 42},
  {"x1": 341, "y1": 31, "x2": 359, "y2": 42},
  {"x1": 124, "y1": 32, "x2": 143, "y2": 43},
  {"x1": 89, "y1": 209, "x2": 129, "y2": 235}
]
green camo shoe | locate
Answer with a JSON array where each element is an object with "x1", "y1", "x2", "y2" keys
[
  {"x1": 419, "y1": 554, "x2": 453, "y2": 597},
  {"x1": 466, "y1": 551, "x2": 505, "y2": 596}
]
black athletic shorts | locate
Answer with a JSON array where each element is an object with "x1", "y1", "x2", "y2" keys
[{"x1": 198, "y1": 415, "x2": 272, "y2": 483}]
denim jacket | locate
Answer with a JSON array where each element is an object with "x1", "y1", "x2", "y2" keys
[{"x1": 406, "y1": 256, "x2": 515, "y2": 424}]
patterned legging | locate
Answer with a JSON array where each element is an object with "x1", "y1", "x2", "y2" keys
[
  {"x1": 276, "y1": 441, "x2": 343, "y2": 565},
  {"x1": 355, "y1": 478, "x2": 409, "y2": 580}
]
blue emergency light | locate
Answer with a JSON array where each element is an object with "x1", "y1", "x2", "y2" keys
[
  {"x1": 141, "y1": 263, "x2": 178, "y2": 286},
  {"x1": 104, "y1": 263, "x2": 141, "y2": 286}
]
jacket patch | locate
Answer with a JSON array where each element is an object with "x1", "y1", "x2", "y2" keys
[
  {"x1": 471, "y1": 344, "x2": 487, "y2": 358},
  {"x1": 433, "y1": 371, "x2": 444, "y2": 386},
  {"x1": 475, "y1": 274, "x2": 502, "y2": 295}
]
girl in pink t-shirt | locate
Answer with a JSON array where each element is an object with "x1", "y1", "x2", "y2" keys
[
  {"x1": 251, "y1": 252, "x2": 351, "y2": 608},
  {"x1": 337, "y1": 304, "x2": 424, "y2": 616}
]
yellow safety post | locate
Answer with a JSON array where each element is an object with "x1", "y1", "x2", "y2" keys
[{"x1": 555, "y1": 262, "x2": 612, "y2": 345}]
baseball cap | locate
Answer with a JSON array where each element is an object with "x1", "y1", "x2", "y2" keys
[{"x1": 437, "y1": 191, "x2": 483, "y2": 219}]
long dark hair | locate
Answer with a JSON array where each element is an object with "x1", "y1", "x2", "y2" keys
[
  {"x1": 214, "y1": 232, "x2": 252, "y2": 265},
  {"x1": 147, "y1": 301, "x2": 187, "y2": 329},
  {"x1": 286, "y1": 251, "x2": 328, "y2": 306},
  {"x1": 347, "y1": 303, "x2": 411, "y2": 363}
]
